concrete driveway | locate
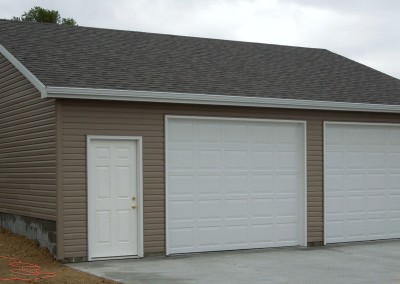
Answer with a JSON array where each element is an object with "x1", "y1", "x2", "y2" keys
[{"x1": 69, "y1": 240, "x2": 400, "y2": 284}]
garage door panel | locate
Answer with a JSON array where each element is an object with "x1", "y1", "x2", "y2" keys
[
  {"x1": 197, "y1": 227, "x2": 223, "y2": 247},
  {"x1": 169, "y1": 121, "x2": 194, "y2": 142},
  {"x1": 345, "y1": 196, "x2": 365, "y2": 213},
  {"x1": 367, "y1": 195, "x2": 385, "y2": 212},
  {"x1": 251, "y1": 199, "x2": 274, "y2": 217},
  {"x1": 169, "y1": 228, "x2": 194, "y2": 249},
  {"x1": 367, "y1": 152, "x2": 385, "y2": 169},
  {"x1": 367, "y1": 174, "x2": 386, "y2": 189},
  {"x1": 198, "y1": 150, "x2": 222, "y2": 169},
  {"x1": 169, "y1": 175, "x2": 194, "y2": 195},
  {"x1": 197, "y1": 175, "x2": 222, "y2": 194},
  {"x1": 225, "y1": 124, "x2": 248, "y2": 143},
  {"x1": 197, "y1": 200, "x2": 222, "y2": 219},
  {"x1": 249, "y1": 125, "x2": 274, "y2": 143},
  {"x1": 388, "y1": 129, "x2": 400, "y2": 144},
  {"x1": 325, "y1": 151, "x2": 344, "y2": 169},
  {"x1": 346, "y1": 152, "x2": 365, "y2": 169},
  {"x1": 277, "y1": 174, "x2": 298, "y2": 192},
  {"x1": 389, "y1": 218, "x2": 400, "y2": 234},
  {"x1": 224, "y1": 150, "x2": 248, "y2": 169},
  {"x1": 277, "y1": 223, "x2": 298, "y2": 240},
  {"x1": 169, "y1": 150, "x2": 194, "y2": 170},
  {"x1": 366, "y1": 128, "x2": 386, "y2": 144},
  {"x1": 346, "y1": 127, "x2": 364, "y2": 145},
  {"x1": 276, "y1": 198, "x2": 298, "y2": 216},
  {"x1": 275, "y1": 124, "x2": 300, "y2": 142},
  {"x1": 250, "y1": 225, "x2": 274, "y2": 244},
  {"x1": 367, "y1": 219, "x2": 386, "y2": 235},
  {"x1": 345, "y1": 173, "x2": 365, "y2": 190},
  {"x1": 325, "y1": 123, "x2": 400, "y2": 243},
  {"x1": 225, "y1": 175, "x2": 248, "y2": 193},
  {"x1": 326, "y1": 196, "x2": 344, "y2": 214},
  {"x1": 388, "y1": 153, "x2": 400, "y2": 168},
  {"x1": 167, "y1": 117, "x2": 305, "y2": 254},
  {"x1": 276, "y1": 151, "x2": 299, "y2": 169},
  {"x1": 250, "y1": 175, "x2": 274, "y2": 192},
  {"x1": 225, "y1": 201, "x2": 248, "y2": 219},
  {"x1": 388, "y1": 174, "x2": 400, "y2": 189},
  {"x1": 198, "y1": 122, "x2": 222, "y2": 142},
  {"x1": 389, "y1": 195, "x2": 400, "y2": 211},
  {"x1": 169, "y1": 201, "x2": 194, "y2": 221},
  {"x1": 325, "y1": 174, "x2": 344, "y2": 192},
  {"x1": 250, "y1": 151, "x2": 274, "y2": 169}
]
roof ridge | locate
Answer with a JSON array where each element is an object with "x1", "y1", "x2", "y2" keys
[{"x1": 0, "y1": 19, "x2": 323, "y2": 51}]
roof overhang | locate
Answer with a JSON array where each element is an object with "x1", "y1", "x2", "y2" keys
[
  {"x1": 2, "y1": 43, "x2": 400, "y2": 114},
  {"x1": 45, "y1": 86, "x2": 400, "y2": 113}
]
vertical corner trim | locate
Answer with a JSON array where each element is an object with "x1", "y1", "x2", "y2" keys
[{"x1": 55, "y1": 101, "x2": 64, "y2": 260}]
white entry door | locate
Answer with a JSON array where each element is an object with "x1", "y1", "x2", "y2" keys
[
  {"x1": 88, "y1": 137, "x2": 142, "y2": 260},
  {"x1": 166, "y1": 117, "x2": 306, "y2": 254}
]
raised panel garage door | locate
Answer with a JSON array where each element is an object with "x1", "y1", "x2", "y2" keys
[
  {"x1": 166, "y1": 117, "x2": 306, "y2": 254},
  {"x1": 325, "y1": 123, "x2": 400, "y2": 244}
]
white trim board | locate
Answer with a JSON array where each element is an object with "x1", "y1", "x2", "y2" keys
[
  {"x1": 45, "y1": 86, "x2": 400, "y2": 114},
  {"x1": 86, "y1": 135, "x2": 144, "y2": 260}
]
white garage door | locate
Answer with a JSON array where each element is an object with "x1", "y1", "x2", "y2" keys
[
  {"x1": 325, "y1": 123, "x2": 400, "y2": 244},
  {"x1": 166, "y1": 116, "x2": 306, "y2": 254}
]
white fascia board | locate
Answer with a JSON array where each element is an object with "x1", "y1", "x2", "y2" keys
[
  {"x1": 46, "y1": 86, "x2": 400, "y2": 113},
  {"x1": 0, "y1": 44, "x2": 47, "y2": 97}
]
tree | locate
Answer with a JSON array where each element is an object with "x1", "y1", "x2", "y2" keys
[{"x1": 12, "y1": 6, "x2": 77, "y2": 26}]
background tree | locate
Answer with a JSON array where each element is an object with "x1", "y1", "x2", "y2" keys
[{"x1": 12, "y1": 6, "x2": 77, "y2": 26}]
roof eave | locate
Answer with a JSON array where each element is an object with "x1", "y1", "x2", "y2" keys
[
  {"x1": 2, "y1": 44, "x2": 400, "y2": 114},
  {"x1": 46, "y1": 86, "x2": 400, "y2": 114}
]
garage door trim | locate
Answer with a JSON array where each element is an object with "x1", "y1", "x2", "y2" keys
[
  {"x1": 165, "y1": 115, "x2": 307, "y2": 255},
  {"x1": 323, "y1": 121, "x2": 400, "y2": 245}
]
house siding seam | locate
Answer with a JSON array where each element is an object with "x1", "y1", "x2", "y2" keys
[
  {"x1": 0, "y1": 54, "x2": 57, "y2": 221},
  {"x1": 60, "y1": 99, "x2": 400, "y2": 259}
]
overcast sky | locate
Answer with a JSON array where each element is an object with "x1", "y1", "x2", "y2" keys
[{"x1": 1, "y1": 0, "x2": 399, "y2": 79}]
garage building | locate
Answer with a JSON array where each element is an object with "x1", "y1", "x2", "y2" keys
[{"x1": 0, "y1": 20, "x2": 399, "y2": 261}]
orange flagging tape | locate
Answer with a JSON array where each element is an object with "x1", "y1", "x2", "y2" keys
[{"x1": 0, "y1": 256, "x2": 56, "y2": 282}]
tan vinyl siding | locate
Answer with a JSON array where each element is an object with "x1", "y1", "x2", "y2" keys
[
  {"x1": 60, "y1": 99, "x2": 400, "y2": 258},
  {"x1": 0, "y1": 54, "x2": 57, "y2": 220}
]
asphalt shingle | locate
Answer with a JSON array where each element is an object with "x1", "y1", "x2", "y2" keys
[{"x1": 1, "y1": 19, "x2": 400, "y2": 105}]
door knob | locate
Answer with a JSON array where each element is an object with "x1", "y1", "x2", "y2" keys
[
  {"x1": 132, "y1": 205, "x2": 137, "y2": 209},
  {"x1": 132, "y1": 196, "x2": 136, "y2": 201}
]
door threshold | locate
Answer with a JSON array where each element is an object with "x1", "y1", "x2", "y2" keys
[{"x1": 90, "y1": 255, "x2": 141, "y2": 261}]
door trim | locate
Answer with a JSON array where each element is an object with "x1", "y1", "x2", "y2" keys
[
  {"x1": 87, "y1": 135, "x2": 144, "y2": 260},
  {"x1": 165, "y1": 115, "x2": 307, "y2": 255},
  {"x1": 323, "y1": 121, "x2": 400, "y2": 245}
]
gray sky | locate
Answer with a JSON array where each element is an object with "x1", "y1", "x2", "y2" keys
[{"x1": 1, "y1": 0, "x2": 399, "y2": 79}]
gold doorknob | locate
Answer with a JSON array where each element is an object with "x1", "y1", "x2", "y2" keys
[{"x1": 132, "y1": 205, "x2": 137, "y2": 209}]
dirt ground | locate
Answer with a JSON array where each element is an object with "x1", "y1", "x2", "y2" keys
[{"x1": 0, "y1": 228, "x2": 118, "y2": 283}]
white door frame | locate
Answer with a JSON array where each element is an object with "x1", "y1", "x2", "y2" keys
[
  {"x1": 87, "y1": 135, "x2": 144, "y2": 260},
  {"x1": 165, "y1": 115, "x2": 308, "y2": 255},
  {"x1": 323, "y1": 121, "x2": 400, "y2": 245}
]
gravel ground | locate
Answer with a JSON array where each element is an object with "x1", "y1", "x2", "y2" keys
[{"x1": 0, "y1": 227, "x2": 118, "y2": 283}]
